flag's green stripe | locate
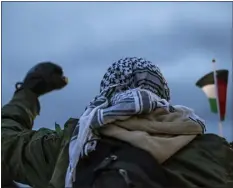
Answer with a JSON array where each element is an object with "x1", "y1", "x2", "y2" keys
[{"x1": 209, "y1": 98, "x2": 218, "y2": 113}]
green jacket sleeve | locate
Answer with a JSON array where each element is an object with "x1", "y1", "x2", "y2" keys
[{"x1": 1, "y1": 89, "x2": 62, "y2": 188}]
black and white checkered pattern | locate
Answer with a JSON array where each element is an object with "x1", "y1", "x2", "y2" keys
[
  {"x1": 99, "y1": 57, "x2": 170, "y2": 101},
  {"x1": 66, "y1": 57, "x2": 171, "y2": 187}
]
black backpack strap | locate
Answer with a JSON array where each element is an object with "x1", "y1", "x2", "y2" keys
[
  {"x1": 93, "y1": 154, "x2": 165, "y2": 188},
  {"x1": 111, "y1": 161, "x2": 163, "y2": 188}
]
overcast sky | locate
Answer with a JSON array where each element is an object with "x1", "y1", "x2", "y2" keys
[{"x1": 2, "y1": 2, "x2": 232, "y2": 141}]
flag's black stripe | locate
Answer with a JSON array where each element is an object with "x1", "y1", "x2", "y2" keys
[{"x1": 196, "y1": 69, "x2": 229, "y2": 88}]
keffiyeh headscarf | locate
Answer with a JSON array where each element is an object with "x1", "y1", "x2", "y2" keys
[
  {"x1": 65, "y1": 57, "x2": 171, "y2": 187},
  {"x1": 99, "y1": 57, "x2": 170, "y2": 101}
]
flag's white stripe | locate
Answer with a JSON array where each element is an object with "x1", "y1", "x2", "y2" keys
[{"x1": 201, "y1": 84, "x2": 216, "y2": 99}]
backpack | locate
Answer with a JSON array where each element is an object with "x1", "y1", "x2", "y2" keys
[{"x1": 73, "y1": 136, "x2": 186, "y2": 188}]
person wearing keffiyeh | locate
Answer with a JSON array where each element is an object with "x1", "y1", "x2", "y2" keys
[
  {"x1": 65, "y1": 57, "x2": 206, "y2": 187},
  {"x1": 2, "y1": 59, "x2": 233, "y2": 188}
]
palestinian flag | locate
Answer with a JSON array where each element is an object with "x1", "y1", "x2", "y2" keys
[{"x1": 196, "y1": 69, "x2": 229, "y2": 121}]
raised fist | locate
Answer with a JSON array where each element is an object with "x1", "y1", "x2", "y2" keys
[{"x1": 16, "y1": 62, "x2": 68, "y2": 96}]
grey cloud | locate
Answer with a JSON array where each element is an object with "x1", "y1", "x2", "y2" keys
[{"x1": 2, "y1": 2, "x2": 232, "y2": 140}]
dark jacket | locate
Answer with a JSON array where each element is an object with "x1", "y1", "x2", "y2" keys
[{"x1": 2, "y1": 89, "x2": 233, "y2": 188}]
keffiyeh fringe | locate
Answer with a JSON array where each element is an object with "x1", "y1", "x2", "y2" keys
[
  {"x1": 65, "y1": 88, "x2": 171, "y2": 187},
  {"x1": 66, "y1": 57, "x2": 174, "y2": 187}
]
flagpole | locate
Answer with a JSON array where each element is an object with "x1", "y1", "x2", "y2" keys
[{"x1": 212, "y1": 59, "x2": 223, "y2": 137}]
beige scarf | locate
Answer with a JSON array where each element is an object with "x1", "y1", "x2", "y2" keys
[{"x1": 99, "y1": 106, "x2": 204, "y2": 163}]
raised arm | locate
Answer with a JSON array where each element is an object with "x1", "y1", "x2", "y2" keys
[{"x1": 1, "y1": 62, "x2": 68, "y2": 187}]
